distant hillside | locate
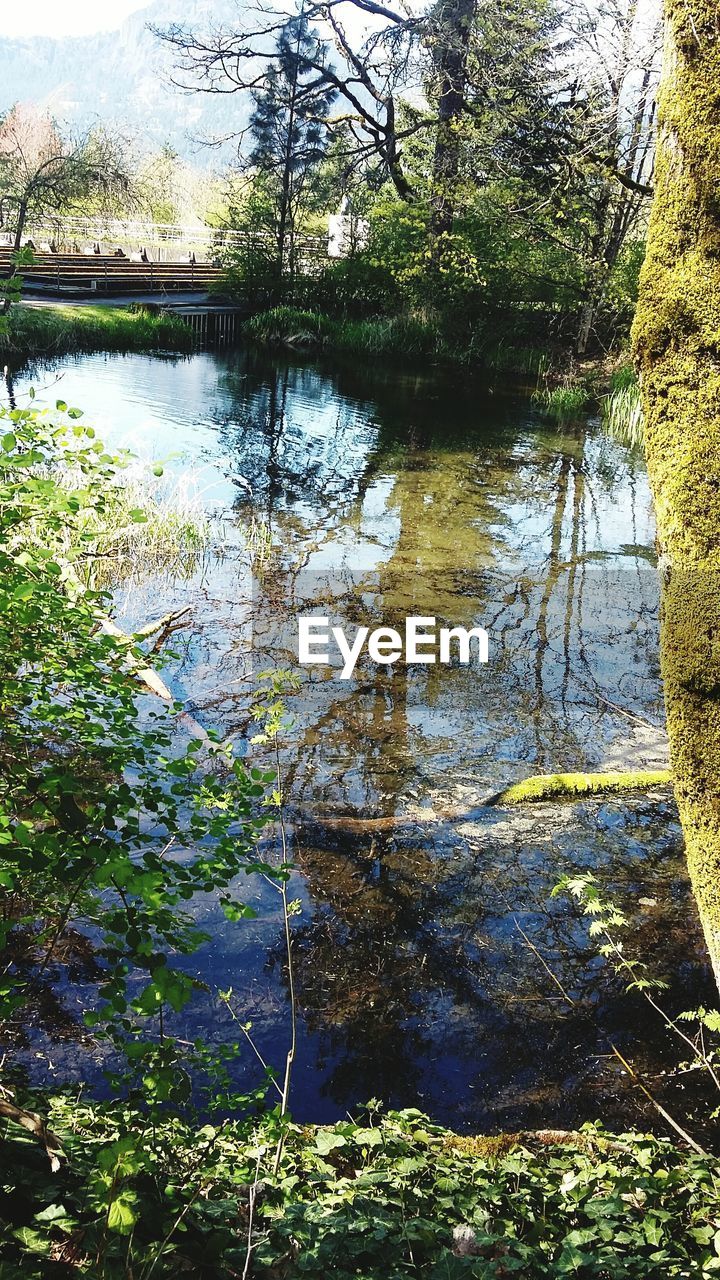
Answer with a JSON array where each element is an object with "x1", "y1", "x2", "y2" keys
[{"x1": 0, "y1": 0, "x2": 250, "y2": 163}]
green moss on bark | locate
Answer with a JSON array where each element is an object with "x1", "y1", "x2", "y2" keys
[{"x1": 632, "y1": 1, "x2": 720, "y2": 985}]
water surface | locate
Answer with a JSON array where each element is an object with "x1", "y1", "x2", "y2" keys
[{"x1": 8, "y1": 348, "x2": 710, "y2": 1132}]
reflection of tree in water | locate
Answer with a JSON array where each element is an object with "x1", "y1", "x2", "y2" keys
[
  {"x1": 0, "y1": 924, "x2": 102, "y2": 1057},
  {"x1": 2, "y1": 352, "x2": 692, "y2": 1135},
  {"x1": 225, "y1": 378, "x2": 660, "y2": 815},
  {"x1": 213, "y1": 356, "x2": 387, "y2": 523},
  {"x1": 175, "y1": 352, "x2": 678, "y2": 1128},
  {"x1": 282, "y1": 837, "x2": 440, "y2": 1103}
]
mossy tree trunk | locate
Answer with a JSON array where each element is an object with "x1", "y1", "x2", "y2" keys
[{"x1": 632, "y1": 1, "x2": 720, "y2": 987}]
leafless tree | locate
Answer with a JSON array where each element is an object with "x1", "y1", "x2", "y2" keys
[
  {"x1": 559, "y1": 0, "x2": 662, "y2": 351},
  {"x1": 0, "y1": 104, "x2": 133, "y2": 311},
  {"x1": 155, "y1": 1, "x2": 442, "y2": 203}
]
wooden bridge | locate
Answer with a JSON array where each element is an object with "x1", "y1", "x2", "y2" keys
[{"x1": 0, "y1": 248, "x2": 225, "y2": 298}]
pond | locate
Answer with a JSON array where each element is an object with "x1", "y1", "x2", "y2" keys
[{"x1": 6, "y1": 347, "x2": 712, "y2": 1133}]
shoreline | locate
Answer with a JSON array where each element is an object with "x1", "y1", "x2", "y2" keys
[{"x1": 1, "y1": 301, "x2": 194, "y2": 365}]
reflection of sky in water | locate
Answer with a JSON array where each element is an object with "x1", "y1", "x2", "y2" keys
[
  {"x1": 15, "y1": 351, "x2": 654, "y2": 572},
  {"x1": 10, "y1": 348, "x2": 662, "y2": 788},
  {"x1": 7, "y1": 347, "x2": 701, "y2": 1137}
]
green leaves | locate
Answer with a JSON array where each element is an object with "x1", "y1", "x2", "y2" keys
[
  {"x1": 135, "y1": 967, "x2": 198, "y2": 1015},
  {"x1": 0, "y1": 400, "x2": 271, "y2": 1053},
  {"x1": 220, "y1": 898, "x2": 258, "y2": 922},
  {"x1": 3, "y1": 1101, "x2": 720, "y2": 1278},
  {"x1": 314, "y1": 1130, "x2": 348, "y2": 1156},
  {"x1": 107, "y1": 1194, "x2": 138, "y2": 1234},
  {"x1": 253, "y1": 1110, "x2": 720, "y2": 1278}
]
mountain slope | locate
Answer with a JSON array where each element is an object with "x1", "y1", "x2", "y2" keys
[{"x1": 0, "y1": 0, "x2": 250, "y2": 162}]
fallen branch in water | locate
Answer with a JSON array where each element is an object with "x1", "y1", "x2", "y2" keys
[
  {"x1": 292, "y1": 768, "x2": 674, "y2": 835},
  {"x1": 100, "y1": 613, "x2": 212, "y2": 743},
  {"x1": 63, "y1": 556, "x2": 189, "y2": 704},
  {"x1": 96, "y1": 606, "x2": 193, "y2": 701},
  {"x1": 98, "y1": 616, "x2": 175, "y2": 701},
  {"x1": 296, "y1": 808, "x2": 450, "y2": 833},
  {"x1": 132, "y1": 606, "x2": 191, "y2": 641},
  {"x1": 486, "y1": 770, "x2": 672, "y2": 806},
  {"x1": 99, "y1": 612, "x2": 217, "y2": 748},
  {"x1": 610, "y1": 1044, "x2": 706, "y2": 1155},
  {"x1": 0, "y1": 1096, "x2": 65, "y2": 1171}
]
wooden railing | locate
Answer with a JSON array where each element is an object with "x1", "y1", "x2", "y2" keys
[
  {"x1": 0, "y1": 248, "x2": 225, "y2": 296},
  {"x1": 0, "y1": 215, "x2": 329, "y2": 266}
]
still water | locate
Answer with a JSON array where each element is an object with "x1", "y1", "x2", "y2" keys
[{"x1": 9, "y1": 348, "x2": 711, "y2": 1132}]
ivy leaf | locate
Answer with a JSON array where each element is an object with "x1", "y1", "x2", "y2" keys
[
  {"x1": 12, "y1": 1227, "x2": 53, "y2": 1255},
  {"x1": 107, "y1": 1194, "x2": 138, "y2": 1234},
  {"x1": 315, "y1": 1130, "x2": 348, "y2": 1155}
]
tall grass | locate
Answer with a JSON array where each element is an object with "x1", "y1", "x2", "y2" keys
[
  {"x1": 603, "y1": 365, "x2": 644, "y2": 448},
  {"x1": 532, "y1": 381, "x2": 590, "y2": 421},
  {"x1": 608, "y1": 362, "x2": 637, "y2": 390},
  {"x1": 62, "y1": 462, "x2": 216, "y2": 592},
  {"x1": 245, "y1": 307, "x2": 435, "y2": 358},
  {"x1": 341, "y1": 315, "x2": 436, "y2": 358},
  {"x1": 244, "y1": 306, "x2": 548, "y2": 372},
  {"x1": 482, "y1": 343, "x2": 550, "y2": 378},
  {"x1": 245, "y1": 306, "x2": 333, "y2": 345},
  {"x1": 2, "y1": 303, "x2": 193, "y2": 362},
  {"x1": 243, "y1": 516, "x2": 274, "y2": 579}
]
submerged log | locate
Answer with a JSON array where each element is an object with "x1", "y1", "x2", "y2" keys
[
  {"x1": 291, "y1": 770, "x2": 673, "y2": 836},
  {"x1": 486, "y1": 770, "x2": 673, "y2": 806},
  {"x1": 99, "y1": 616, "x2": 174, "y2": 701}
]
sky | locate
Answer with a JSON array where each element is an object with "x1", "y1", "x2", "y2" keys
[{"x1": 2, "y1": 0, "x2": 148, "y2": 38}]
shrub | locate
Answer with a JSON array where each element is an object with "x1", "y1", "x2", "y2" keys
[
  {"x1": 213, "y1": 238, "x2": 283, "y2": 309},
  {"x1": 294, "y1": 255, "x2": 402, "y2": 317},
  {"x1": 0, "y1": 401, "x2": 273, "y2": 1056},
  {"x1": 602, "y1": 240, "x2": 646, "y2": 339},
  {"x1": 532, "y1": 381, "x2": 591, "y2": 421},
  {"x1": 3, "y1": 1100, "x2": 720, "y2": 1278}
]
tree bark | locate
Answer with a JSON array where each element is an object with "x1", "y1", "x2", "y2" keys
[
  {"x1": 632, "y1": 0, "x2": 720, "y2": 988},
  {"x1": 12, "y1": 197, "x2": 28, "y2": 254},
  {"x1": 1, "y1": 197, "x2": 28, "y2": 317},
  {"x1": 277, "y1": 79, "x2": 297, "y2": 282},
  {"x1": 430, "y1": 0, "x2": 475, "y2": 239}
]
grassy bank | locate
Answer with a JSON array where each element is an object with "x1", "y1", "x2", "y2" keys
[
  {"x1": 243, "y1": 306, "x2": 550, "y2": 375},
  {"x1": 530, "y1": 361, "x2": 645, "y2": 446},
  {"x1": 245, "y1": 311, "x2": 649, "y2": 442},
  {"x1": 1, "y1": 303, "x2": 193, "y2": 363},
  {"x1": 3, "y1": 1098, "x2": 720, "y2": 1277}
]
